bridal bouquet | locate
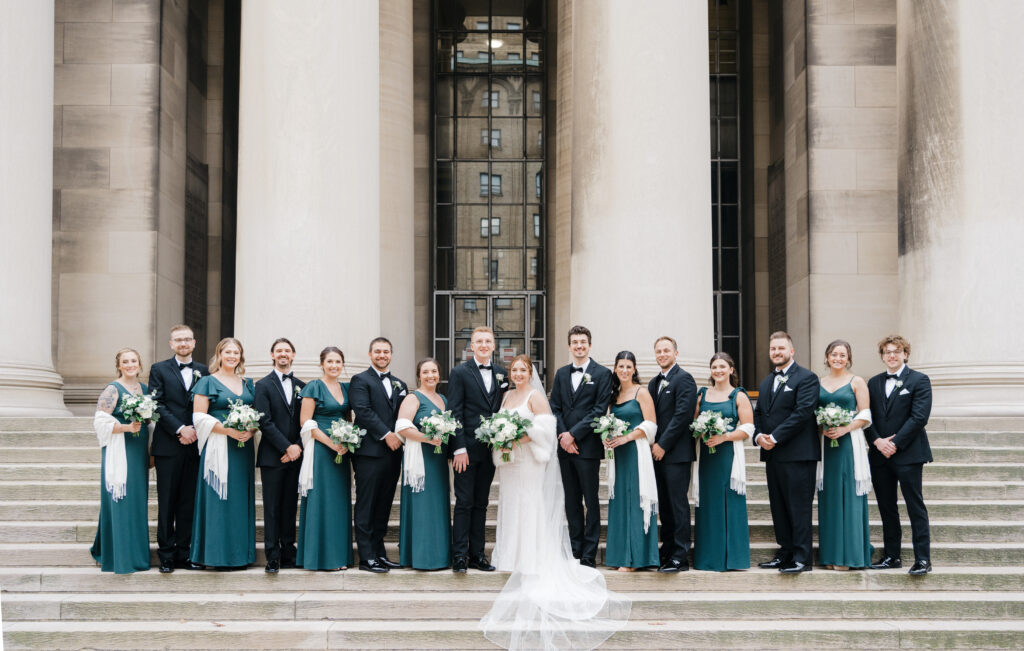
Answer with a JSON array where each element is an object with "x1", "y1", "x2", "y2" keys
[
  {"x1": 419, "y1": 410, "x2": 460, "y2": 454},
  {"x1": 328, "y1": 420, "x2": 365, "y2": 462},
  {"x1": 815, "y1": 403, "x2": 855, "y2": 448},
  {"x1": 690, "y1": 411, "x2": 733, "y2": 454},
  {"x1": 592, "y1": 414, "x2": 630, "y2": 459},
  {"x1": 223, "y1": 399, "x2": 263, "y2": 447},
  {"x1": 475, "y1": 409, "x2": 532, "y2": 462},
  {"x1": 119, "y1": 392, "x2": 160, "y2": 435}
]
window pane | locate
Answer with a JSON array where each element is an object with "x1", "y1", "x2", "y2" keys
[
  {"x1": 526, "y1": 78, "x2": 543, "y2": 116},
  {"x1": 455, "y1": 161, "x2": 488, "y2": 202},
  {"x1": 456, "y1": 117, "x2": 488, "y2": 158},
  {"x1": 721, "y1": 248, "x2": 739, "y2": 291},
  {"x1": 456, "y1": 0, "x2": 491, "y2": 31},
  {"x1": 526, "y1": 118, "x2": 543, "y2": 158},
  {"x1": 456, "y1": 32, "x2": 491, "y2": 72},
  {"x1": 526, "y1": 248, "x2": 541, "y2": 289},
  {"x1": 436, "y1": 162, "x2": 453, "y2": 204},
  {"x1": 437, "y1": 204, "x2": 454, "y2": 247},
  {"x1": 436, "y1": 248, "x2": 454, "y2": 290},
  {"x1": 456, "y1": 77, "x2": 490, "y2": 116},
  {"x1": 437, "y1": 36, "x2": 456, "y2": 73},
  {"x1": 457, "y1": 205, "x2": 488, "y2": 246},
  {"x1": 490, "y1": 204, "x2": 523, "y2": 247},
  {"x1": 491, "y1": 117, "x2": 523, "y2": 158},
  {"x1": 492, "y1": 296, "x2": 525, "y2": 335},
  {"x1": 436, "y1": 76, "x2": 454, "y2": 115},
  {"x1": 528, "y1": 162, "x2": 542, "y2": 200},
  {"x1": 492, "y1": 33, "x2": 524, "y2": 73},
  {"x1": 721, "y1": 205, "x2": 738, "y2": 248},
  {"x1": 719, "y1": 118, "x2": 738, "y2": 159},
  {"x1": 720, "y1": 162, "x2": 738, "y2": 204},
  {"x1": 490, "y1": 162, "x2": 523, "y2": 203},
  {"x1": 455, "y1": 249, "x2": 490, "y2": 290},
  {"x1": 530, "y1": 294, "x2": 543, "y2": 338},
  {"x1": 491, "y1": 75, "x2": 525, "y2": 116},
  {"x1": 719, "y1": 77, "x2": 737, "y2": 117},
  {"x1": 491, "y1": 0, "x2": 525, "y2": 27},
  {"x1": 436, "y1": 117, "x2": 453, "y2": 159},
  {"x1": 527, "y1": 205, "x2": 541, "y2": 246},
  {"x1": 722, "y1": 293, "x2": 740, "y2": 337},
  {"x1": 435, "y1": 340, "x2": 451, "y2": 380},
  {"x1": 435, "y1": 293, "x2": 450, "y2": 335}
]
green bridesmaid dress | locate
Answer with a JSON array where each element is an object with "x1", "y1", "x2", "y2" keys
[
  {"x1": 296, "y1": 379, "x2": 354, "y2": 570},
  {"x1": 693, "y1": 387, "x2": 750, "y2": 571},
  {"x1": 399, "y1": 391, "x2": 452, "y2": 570},
  {"x1": 604, "y1": 393, "x2": 659, "y2": 569},
  {"x1": 189, "y1": 375, "x2": 257, "y2": 568},
  {"x1": 90, "y1": 382, "x2": 152, "y2": 573},
  {"x1": 817, "y1": 382, "x2": 873, "y2": 568}
]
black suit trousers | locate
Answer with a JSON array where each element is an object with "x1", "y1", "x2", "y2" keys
[
  {"x1": 453, "y1": 454, "x2": 496, "y2": 558},
  {"x1": 558, "y1": 454, "x2": 601, "y2": 561},
  {"x1": 260, "y1": 462, "x2": 300, "y2": 563},
  {"x1": 654, "y1": 460, "x2": 692, "y2": 562},
  {"x1": 352, "y1": 454, "x2": 400, "y2": 562},
  {"x1": 154, "y1": 452, "x2": 199, "y2": 563},
  {"x1": 765, "y1": 459, "x2": 816, "y2": 565},
  {"x1": 871, "y1": 462, "x2": 930, "y2": 561}
]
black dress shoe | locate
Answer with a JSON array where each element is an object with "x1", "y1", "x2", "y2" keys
[
  {"x1": 469, "y1": 555, "x2": 496, "y2": 571},
  {"x1": 908, "y1": 560, "x2": 932, "y2": 576},
  {"x1": 377, "y1": 556, "x2": 401, "y2": 569},
  {"x1": 658, "y1": 559, "x2": 688, "y2": 573},
  {"x1": 779, "y1": 561, "x2": 811, "y2": 574},
  {"x1": 265, "y1": 559, "x2": 280, "y2": 574},
  {"x1": 176, "y1": 560, "x2": 204, "y2": 571},
  {"x1": 452, "y1": 556, "x2": 468, "y2": 573},
  {"x1": 757, "y1": 557, "x2": 786, "y2": 569},
  {"x1": 870, "y1": 556, "x2": 902, "y2": 570},
  {"x1": 579, "y1": 558, "x2": 597, "y2": 568},
  {"x1": 159, "y1": 559, "x2": 175, "y2": 573},
  {"x1": 359, "y1": 559, "x2": 389, "y2": 573},
  {"x1": 280, "y1": 559, "x2": 297, "y2": 570}
]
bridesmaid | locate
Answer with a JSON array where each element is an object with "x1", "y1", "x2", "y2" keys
[
  {"x1": 189, "y1": 337, "x2": 257, "y2": 570},
  {"x1": 296, "y1": 347, "x2": 354, "y2": 571},
  {"x1": 692, "y1": 352, "x2": 752, "y2": 572},
  {"x1": 90, "y1": 348, "x2": 152, "y2": 573},
  {"x1": 395, "y1": 358, "x2": 452, "y2": 570},
  {"x1": 604, "y1": 351, "x2": 659, "y2": 571},
  {"x1": 818, "y1": 339, "x2": 873, "y2": 570}
]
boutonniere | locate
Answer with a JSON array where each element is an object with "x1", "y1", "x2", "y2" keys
[
  {"x1": 777, "y1": 375, "x2": 789, "y2": 385},
  {"x1": 582, "y1": 373, "x2": 593, "y2": 385},
  {"x1": 495, "y1": 373, "x2": 505, "y2": 383},
  {"x1": 192, "y1": 370, "x2": 201, "y2": 382},
  {"x1": 894, "y1": 380, "x2": 903, "y2": 389},
  {"x1": 658, "y1": 379, "x2": 669, "y2": 392},
  {"x1": 294, "y1": 385, "x2": 302, "y2": 399},
  {"x1": 392, "y1": 380, "x2": 402, "y2": 393}
]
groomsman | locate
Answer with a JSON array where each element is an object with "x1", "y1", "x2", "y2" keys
[
  {"x1": 752, "y1": 331, "x2": 820, "y2": 573},
  {"x1": 648, "y1": 336, "x2": 698, "y2": 572},
  {"x1": 549, "y1": 325, "x2": 612, "y2": 567},
  {"x1": 253, "y1": 338, "x2": 305, "y2": 574},
  {"x1": 448, "y1": 326, "x2": 508, "y2": 573},
  {"x1": 149, "y1": 324, "x2": 208, "y2": 573},
  {"x1": 866, "y1": 335, "x2": 933, "y2": 576},
  {"x1": 349, "y1": 337, "x2": 407, "y2": 573}
]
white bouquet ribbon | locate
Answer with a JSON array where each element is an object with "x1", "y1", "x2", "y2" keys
[
  {"x1": 193, "y1": 412, "x2": 228, "y2": 500},
  {"x1": 692, "y1": 422, "x2": 753, "y2": 508},
  {"x1": 298, "y1": 419, "x2": 318, "y2": 497},
  {"x1": 396, "y1": 417, "x2": 426, "y2": 492},
  {"x1": 93, "y1": 410, "x2": 127, "y2": 502},
  {"x1": 816, "y1": 408, "x2": 873, "y2": 496}
]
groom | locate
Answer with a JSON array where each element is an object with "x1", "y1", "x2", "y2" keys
[
  {"x1": 549, "y1": 325, "x2": 612, "y2": 567},
  {"x1": 448, "y1": 326, "x2": 508, "y2": 573}
]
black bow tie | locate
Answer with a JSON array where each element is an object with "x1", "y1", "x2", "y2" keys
[
  {"x1": 659, "y1": 372, "x2": 669, "y2": 381},
  {"x1": 773, "y1": 369, "x2": 786, "y2": 376},
  {"x1": 280, "y1": 373, "x2": 294, "y2": 382},
  {"x1": 378, "y1": 371, "x2": 392, "y2": 380},
  {"x1": 571, "y1": 366, "x2": 585, "y2": 374},
  {"x1": 178, "y1": 362, "x2": 193, "y2": 370},
  {"x1": 886, "y1": 373, "x2": 900, "y2": 380},
  {"x1": 478, "y1": 365, "x2": 493, "y2": 371}
]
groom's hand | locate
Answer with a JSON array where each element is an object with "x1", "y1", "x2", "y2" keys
[
  {"x1": 651, "y1": 443, "x2": 666, "y2": 461},
  {"x1": 559, "y1": 432, "x2": 578, "y2": 454},
  {"x1": 453, "y1": 452, "x2": 469, "y2": 472}
]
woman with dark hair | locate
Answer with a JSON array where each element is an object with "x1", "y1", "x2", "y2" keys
[
  {"x1": 190, "y1": 337, "x2": 257, "y2": 570},
  {"x1": 395, "y1": 358, "x2": 452, "y2": 570},
  {"x1": 604, "y1": 351, "x2": 659, "y2": 571},
  {"x1": 90, "y1": 348, "x2": 152, "y2": 573},
  {"x1": 692, "y1": 352, "x2": 753, "y2": 571},
  {"x1": 296, "y1": 347, "x2": 353, "y2": 570}
]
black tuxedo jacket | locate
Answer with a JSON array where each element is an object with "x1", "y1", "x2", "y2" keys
[
  {"x1": 866, "y1": 366, "x2": 933, "y2": 466},
  {"x1": 149, "y1": 357, "x2": 209, "y2": 457},
  {"x1": 253, "y1": 371, "x2": 306, "y2": 468},
  {"x1": 349, "y1": 368, "x2": 407, "y2": 459},
  {"x1": 448, "y1": 359, "x2": 508, "y2": 462},
  {"x1": 752, "y1": 362, "x2": 820, "y2": 463},
  {"x1": 549, "y1": 360, "x2": 613, "y2": 460},
  {"x1": 647, "y1": 365, "x2": 698, "y2": 463}
]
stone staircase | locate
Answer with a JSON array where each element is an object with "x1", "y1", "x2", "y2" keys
[{"x1": 1, "y1": 416, "x2": 1023, "y2": 649}]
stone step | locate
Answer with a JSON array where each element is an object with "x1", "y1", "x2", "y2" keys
[
  {"x1": 5, "y1": 619, "x2": 1024, "y2": 649},
  {"x1": 1, "y1": 541, "x2": 1020, "y2": 568},
  {"x1": 5, "y1": 590, "x2": 1024, "y2": 623},
  {"x1": 5, "y1": 566, "x2": 1022, "y2": 594}
]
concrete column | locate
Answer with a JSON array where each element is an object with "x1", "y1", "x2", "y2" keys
[
  {"x1": 898, "y1": 0, "x2": 1024, "y2": 415},
  {"x1": 235, "y1": 0, "x2": 380, "y2": 378},
  {"x1": 569, "y1": 0, "x2": 714, "y2": 380},
  {"x1": 0, "y1": 1, "x2": 69, "y2": 415}
]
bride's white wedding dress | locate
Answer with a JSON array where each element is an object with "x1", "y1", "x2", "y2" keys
[{"x1": 480, "y1": 390, "x2": 631, "y2": 650}]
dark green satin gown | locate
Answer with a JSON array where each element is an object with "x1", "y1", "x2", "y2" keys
[
  {"x1": 296, "y1": 379, "x2": 354, "y2": 570},
  {"x1": 189, "y1": 376, "x2": 257, "y2": 568},
  {"x1": 399, "y1": 392, "x2": 452, "y2": 570},
  {"x1": 604, "y1": 396, "x2": 659, "y2": 569},
  {"x1": 90, "y1": 382, "x2": 151, "y2": 573}
]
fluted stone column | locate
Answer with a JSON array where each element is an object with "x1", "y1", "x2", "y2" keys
[
  {"x1": 570, "y1": 0, "x2": 714, "y2": 380},
  {"x1": 235, "y1": 0, "x2": 381, "y2": 378},
  {"x1": 898, "y1": 0, "x2": 1024, "y2": 415},
  {"x1": 0, "y1": 1, "x2": 70, "y2": 415}
]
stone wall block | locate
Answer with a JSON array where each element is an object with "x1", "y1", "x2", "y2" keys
[
  {"x1": 53, "y1": 148, "x2": 110, "y2": 189},
  {"x1": 807, "y1": 25, "x2": 895, "y2": 65},
  {"x1": 56, "y1": 0, "x2": 113, "y2": 23},
  {"x1": 54, "y1": 231, "x2": 109, "y2": 274},
  {"x1": 809, "y1": 148, "x2": 857, "y2": 191},
  {"x1": 55, "y1": 24, "x2": 65, "y2": 64},
  {"x1": 63, "y1": 22, "x2": 159, "y2": 64},
  {"x1": 808, "y1": 190, "x2": 896, "y2": 232},
  {"x1": 825, "y1": 0, "x2": 855, "y2": 25},
  {"x1": 856, "y1": 231, "x2": 897, "y2": 274},
  {"x1": 62, "y1": 106, "x2": 157, "y2": 148},
  {"x1": 59, "y1": 189, "x2": 156, "y2": 231},
  {"x1": 108, "y1": 147, "x2": 157, "y2": 189},
  {"x1": 54, "y1": 64, "x2": 111, "y2": 105},
  {"x1": 110, "y1": 64, "x2": 159, "y2": 105},
  {"x1": 855, "y1": 66, "x2": 896, "y2": 107},
  {"x1": 855, "y1": 149, "x2": 896, "y2": 190},
  {"x1": 112, "y1": 0, "x2": 159, "y2": 23},
  {"x1": 807, "y1": 66, "x2": 854, "y2": 107},
  {"x1": 809, "y1": 231, "x2": 858, "y2": 274},
  {"x1": 854, "y1": 0, "x2": 896, "y2": 25},
  {"x1": 808, "y1": 107, "x2": 895, "y2": 148}
]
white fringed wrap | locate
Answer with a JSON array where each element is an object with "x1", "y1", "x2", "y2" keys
[
  {"x1": 395, "y1": 417, "x2": 426, "y2": 492},
  {"x1": 817, "y1": 408, "x2": 873, "y2": 496},
  {"x1": 193, "y1": 412, "x2": 228, "y2": 500},
  {"x1": 691, "y1": 422, "x2": 753, "y2": 508},
  {"x1": 93, "y1": 411, "x2": 128, "y2": 502},
  {"x1": 606, "y1": 420, "x2": 659, "y2": 533},
  {"x1": 298, "y1": 419, "x2": 318, "y2": 497},
  {"x1": 491, "y1": 412, "x2": 557, "y2": 468}
]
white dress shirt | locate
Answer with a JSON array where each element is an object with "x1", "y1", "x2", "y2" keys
[
  {"x1": 657, "y1": 365, "x2": 676, "y2": 393},
  {"x1": 477, "y1": 360, "x2": 493, "y2": 392},
  {"x1": 275, "y1": 369, "x2": 293, "y2": 405},
  {"x1": 176, "y1": 356, "x2": 195, "y2": 390},
  {"x1": 570, "y1": 358, "x2": 591, "y2": 391},
  {"x1": 378, "y1": 369, "x2": 393, "y2": 399},
  {"x1": 759, "y1": 360, "x2": 796, "y2": 446},
  {"x1": 885, "y1": 364, "x2": 907, "y2": 398}
]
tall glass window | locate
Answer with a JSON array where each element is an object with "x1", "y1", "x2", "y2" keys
[{"x1": 433, "y1": 0, "x2": 546, "y2": 385}]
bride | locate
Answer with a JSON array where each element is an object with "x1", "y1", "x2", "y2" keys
[{"x1": 480, "y1": 354, "x2": 631, "y2": 650}]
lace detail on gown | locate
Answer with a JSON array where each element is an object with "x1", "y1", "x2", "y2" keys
[{"x1": 480, "y1": 391, "x2": 632, "y2": 650}]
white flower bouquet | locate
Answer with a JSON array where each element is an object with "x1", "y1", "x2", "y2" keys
[
  {"x1": 119, "y1": 392, "x2": 160, "y2": 435},
  {"x1": 419, "y1": 410, "x2": 461, "y2": 454},
  {"x1": 592, "y1": 414, "x2": 630, "y2": 459},
  {"x1": 815, "y1": 402, "x2": 855, "y2": 448},
  {"x1": 475, "y1": 409, "x2": 532, "y2": 462},
  {"x1": 690, "y1": 410, "x2": 734, "y2": 454},
  {"x1": 328, "y1": 420, "x2": 365, "y2": 462},
  {"x1": 223, "y1": 399, "x2": 263, "y2": 447}
]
